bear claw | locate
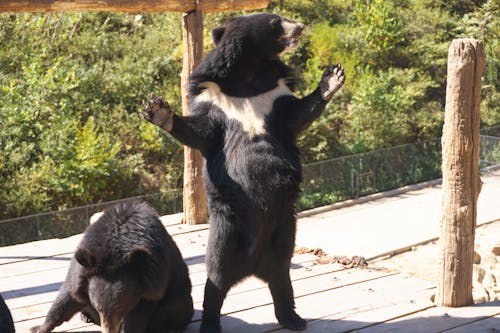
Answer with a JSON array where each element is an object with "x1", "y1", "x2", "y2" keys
[
  {"x1": 320, "y1": 63, "x2": 345, "y2": 101},
  {"x1": 80, "y1": 311, "x2": 99, "y2": 324},
  {"x1": 142, "y1": 95, "x2": 174, "y2": 131}
]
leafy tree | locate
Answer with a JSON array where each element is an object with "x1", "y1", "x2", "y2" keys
[
  {"x1": 342, "y1": 68, "x2": 440, "y2": 152},
  {"x1": 0, "y1": 12, "x2": 184, "y2": 217}
]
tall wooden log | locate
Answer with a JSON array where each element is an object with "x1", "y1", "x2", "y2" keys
[
  {"x1": 436, "y1": 39, "x2": 485, "y2": 307},
  {"x1": 181, "y1": 8, "x2": 207, "y2": 225},
  {"x1": 0, "y1": 0, "x2": 269, "y2": 13}
]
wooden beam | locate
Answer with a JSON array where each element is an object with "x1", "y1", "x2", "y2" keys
[
  {"x1": 201, "y1": 0, "x2": 269, "y2": 12},
  {"x1": 0, "y1": 0, "x2": 193, "y2": 13},
  {"x1": 436, "y1": 38, "x2": 485, "y2": 307},
  {"x1": 0, "y1": 0, "x2": 269, "y2": 13},
  {"x1": 181, "y1": 9, "x2": 207, "y2": 225}
]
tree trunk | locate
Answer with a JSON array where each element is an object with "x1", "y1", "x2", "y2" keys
[
  {"x1": 181, "y1": 9, "x2": 207, "y2": 225},
  {"x1": 436, "y1": 38, "x2": 485, "y2": 307}
]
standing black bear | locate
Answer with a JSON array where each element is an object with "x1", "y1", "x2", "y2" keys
[
  {"x1": 0, "y1": 294, "x2": 15, "y2": 333},
  {"x1": 144, "y1": 13, "x2": 345, "y2": 333},
  {"x1": 30, "y1": 200, "x2": 193, "y2": 333}
]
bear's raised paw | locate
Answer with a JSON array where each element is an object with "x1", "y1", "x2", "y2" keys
[
  {"x1": 142, "y1": 95, "x2": 174, "y2": 131},
  {"x1": 319, "y1": 64, "x2": 345, "y2": 101}
]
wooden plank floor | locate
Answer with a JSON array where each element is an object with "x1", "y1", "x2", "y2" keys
[{"x1": 1, "y1": 218, "x2": 499, "y2": 333}]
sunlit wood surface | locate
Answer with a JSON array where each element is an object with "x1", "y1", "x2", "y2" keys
[{"x1": 1, "y1": 214, "x2": 499, "y2": 332}]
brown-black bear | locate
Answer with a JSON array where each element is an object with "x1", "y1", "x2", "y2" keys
[
  {"x1": 0, "y1": 294, "x2": 15, "y2": 333},
  {"x1": 143, "y1": 13, "x2": 345, "y2": 333},
  {"x1": 30, "y1": 200, "x2": 193, "y2": 333}
]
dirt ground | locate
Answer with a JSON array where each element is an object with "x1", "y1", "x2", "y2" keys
[{"x1": 373, "y1": 219, "x2": 500, "y2": 283}]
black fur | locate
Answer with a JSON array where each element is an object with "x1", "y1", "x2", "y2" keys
[
  {"x1": 143, "y1": 13, "x2": 344, "y2": 333},
  {"x1": 30, "y1": 200, "x2": 193, "y2": 333},
  {"x1": 0, "y1": 294, "x2": 15, "y2": 333},
  {"x1": 190, "y1": 14, "x2": 296, "y2": 97}
]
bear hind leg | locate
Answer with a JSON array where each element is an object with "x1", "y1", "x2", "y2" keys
[
  {"x1": 268, "y1": 268, "x2": 307, "y2": 331},
  {"x1": 200, "y1": 278, "x2": 229, "y2": 333}
]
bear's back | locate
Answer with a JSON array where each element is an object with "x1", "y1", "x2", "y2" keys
[{"x1": 80, "y1": 201, "x2": 171, "y2": 269}]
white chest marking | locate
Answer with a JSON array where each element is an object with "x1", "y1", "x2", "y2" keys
[{"x1": 194, "y1": 79, "x2": 293, "y2": 136}]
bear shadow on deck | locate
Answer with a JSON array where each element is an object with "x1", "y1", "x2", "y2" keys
[{"x1": 182, "y1": 303, "x2": 500, "y2": 332}]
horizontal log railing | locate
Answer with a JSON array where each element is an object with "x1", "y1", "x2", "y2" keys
[{"x1": 0, "y1": 0, "x2": 269, "y2": 13}]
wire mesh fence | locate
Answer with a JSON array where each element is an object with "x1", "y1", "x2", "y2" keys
[
  {"x1": 481, "y1": 124, "x2": 500, "y2": 137},
  {"x1": 1, "y1": 133, "x2": 499, "y2": 247},
  {"x1": 480, "y1": 135, "x2": 500, "y2": 169},
  {"x1": 299, "y1": 140, "x2": 442, "y2": 210},
  {"x1": 0, "y1": 190, "x2": 182, "y2": 247}
]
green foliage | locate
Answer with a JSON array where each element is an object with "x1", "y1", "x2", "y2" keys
[
  {"x1": 342, "y1": 68, "x2": 441, "y2": 152},
  {"x1": 298, "y1": 192, "x2": 339, "y2": 211},
  {"x1": 351, "y1": 0, "x2": 405, "y2": 68},
  {"x1": 460, "y1": 0, "x2": 499, "y2": 126},
  {"x1": 0, "y1": 1, "x2": 498, "y2": 220},
  {"x1": 268, "y1": 0, "x2": 350, "y2": 24},
  {"x1": 0, "y1": 12, "x2": 184, "y2": 218}
]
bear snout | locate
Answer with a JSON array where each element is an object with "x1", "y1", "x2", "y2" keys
[
  {"x1": 279, "y1": 20, "x2": 305, "y2": 52},
  {"x1": 293, "y1": 22, "x2": 305, "y2": 36},
  {"x1": 282, "y1": 20, "x2": 305, "y2": 38}
]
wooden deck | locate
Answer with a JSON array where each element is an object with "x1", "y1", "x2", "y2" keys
[{"x1": 1, "y1": 215, "x2": 499, "y2": 333}]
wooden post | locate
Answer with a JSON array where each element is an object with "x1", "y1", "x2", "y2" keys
[
  {"x1": 436, "y1": 38, "x2": 485, "y2": 307},
  {"x1": 181, "y1": 7, "x2": 207, "y2": 225}
]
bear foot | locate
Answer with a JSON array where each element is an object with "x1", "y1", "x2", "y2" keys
[
  {"x1": 142, "y1": 95, "x2": 174, "y2": 131},
  {"x1": 319, "y1": 64, "x2": 345, "y2": 101},
  {"x1": 277, "y1": 310, "x2": 307, "y2": 331},
  {"x1": 199, "y1": 319, "x2": 222, "y2": 333}
]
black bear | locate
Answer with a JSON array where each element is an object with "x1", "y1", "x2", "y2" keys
[
  {"x1": 143, "y1": 13, "x2": 345, "y2": 333},
  {"x1": 0, "y1": 294, "x2": 15, "y2": 333},
  {"x1": 30, "y1": 200, "x2": 193, "y2": 333}
]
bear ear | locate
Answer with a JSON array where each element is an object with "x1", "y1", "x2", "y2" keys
[
  {"x1": 75, "y1": 246, "x2": 97, "y2": 268},
  {"x1": 270, "y1": 17, "x2": 281, "y2": 27},
  {"x1": 126, "y1": 245, "x2": 151, "y2": 267},
  {"x1": 211, "y1": 26, "x2": 225, "y2": 45}
]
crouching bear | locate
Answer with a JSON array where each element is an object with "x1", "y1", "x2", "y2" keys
[
  {"x1": 31, "y1": 200, "x2": 193, "y2": 333},
  {"x1": 144, "y1": 13, "x2": 345, "y2": 333},
  {"x1": 0, "y1": 294, "x2": 15, "y2": 333}
]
